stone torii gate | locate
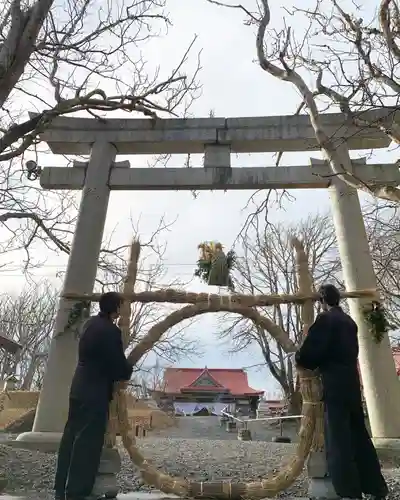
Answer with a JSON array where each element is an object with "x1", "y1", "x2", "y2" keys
[{"x1": 16, "y1": 112, "x2": 400, "y2": 455}]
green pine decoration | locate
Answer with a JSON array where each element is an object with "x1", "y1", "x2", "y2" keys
[
  {"x1": 363, "y1": 301, "x2": 389, "y2": 344},
  {"x1": 66, "y1": 301, "x2": 91, "y2": 337},
  {"x1": 194, "y1": 241, "x2": 236, "y2": 291}
]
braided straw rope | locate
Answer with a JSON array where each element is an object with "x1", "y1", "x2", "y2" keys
[
  {"x1": 63, "y1": 288, "x2": 379, "y2": 308},
  {"x1": 0, "y1": 240, "x2": 377, "y2": 497},
  {"x1": 102, "y1": 239, "x2": 325, "y2": 499},
  {"x1": 0, "y1": 235, "x2": 376, "y2": 498}
]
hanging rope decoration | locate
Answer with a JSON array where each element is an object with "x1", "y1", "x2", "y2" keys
[
  {"x1": 52, "y1": 240, "x2": 378, "y2": 498},
  {"x1": 195, "y1": 241, "x2": 236, "y2": 291},
  {"x1": 102, "y1": 238, "x2": 326, "y2": 499}
]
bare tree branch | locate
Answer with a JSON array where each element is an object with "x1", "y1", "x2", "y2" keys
[
  {"x1": 207, "y1": 0, "x2": 400, "y2": 203},
  {"x1": 0, "y1": 0, "x2": 201, "y2": 273}
]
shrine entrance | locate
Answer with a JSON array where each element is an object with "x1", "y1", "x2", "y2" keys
[{"x1": 9, "y1": 111, "x2": 400, "y2": 498}]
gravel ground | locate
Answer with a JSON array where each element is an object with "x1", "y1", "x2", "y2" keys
[
  {"x1": 152, "y1": 416, "x2": 301, "y2": 442},
  {"x1": 1, "y1": 417, "x2": 399, "y2": 498}
]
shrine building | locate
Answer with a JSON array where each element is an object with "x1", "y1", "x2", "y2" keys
[
  {"x1": 392, "y1": 346, "x2": 400, "y2": 378},
  {"x1": 153, "y1": 367, "x2": 264, "y2": 416}
]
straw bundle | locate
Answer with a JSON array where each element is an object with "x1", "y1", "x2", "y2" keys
[
  {"x1": 106, "y1": 241, "x2": 141, "y2": 447},
  {"x1": 292, "y1": 237, "x2": 324, "y2": 451}
]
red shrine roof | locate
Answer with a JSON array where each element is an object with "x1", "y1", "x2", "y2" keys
[
  {"x1": 162, "y1": 367, "x2": 264, "y2": 396},
  {"x1": 392, "y1": 347, "x2": 400, "y2": 376}
]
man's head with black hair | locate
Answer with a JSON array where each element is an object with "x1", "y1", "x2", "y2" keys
[
  {"x1": 318, "y1": 283, "x2": 341, "y2": 311},
  {"x1": 99, "y1": 291, "x2": 123, "y2": 320}
]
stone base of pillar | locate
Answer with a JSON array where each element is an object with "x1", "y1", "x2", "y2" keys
[
  {"x1": 373, "y1": 438, "x2": 400, "y2": 466},
  {"x1": 220, "y1": 416, "x2": 228, "y2": 427},
  {"x1": 14, "y1": 431, "x2": 62, "y2": 452},
  {"x1": 14, "y1": 433, "x2": 121, "y2": 498},
  {"x1": 237, "y1": 429, "x2": 252, "y2": 441},
  {"x1": 307, "y1": 451, "x2": 338, "y2": 500},
  {"x1": 308, "y1": 477, "x2": 338, "y2": 499},
  {"x1": 373, "y1": 437, "x2": 400, "y2": 449},
  {"x1": 92, "y1": 447, "x2": 121, "y2": 499},
  {"x1": 307, "y1": 451, "x2": 328, "y2": 477},
  {"x1": 225, "y1": 421, "x2": 236, "y2": 432}
]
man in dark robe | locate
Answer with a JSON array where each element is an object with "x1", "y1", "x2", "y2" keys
[
  {"x1": 295, "y1": 284, "x2": 388, "y2": 500},
  {"x1": 54, "y1": 292, "x2": 133, "y2": 500}
]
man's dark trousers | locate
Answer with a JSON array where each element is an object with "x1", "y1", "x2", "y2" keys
[
  {"x1": 324, "y1": 400, "x2": 388, "y2": 499},
  {"x1": 54, "y1": 397, "x2": 108, "y2": 499}
]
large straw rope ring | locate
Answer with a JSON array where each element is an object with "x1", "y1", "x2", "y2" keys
[{"x1": 116, "y1": 301, "x2": 324, "y2": 499}]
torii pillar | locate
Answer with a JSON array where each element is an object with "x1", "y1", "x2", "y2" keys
[
  {"x1": 16, "y1": 142, "x2": 118, "y2": 448},
  {"x1": 311, "y1": 154, "x2": 400, "y2": 447}
]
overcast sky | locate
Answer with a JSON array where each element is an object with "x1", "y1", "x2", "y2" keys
[{"x1": 0, "y1": 0, "x2": 396, "y2": 396}]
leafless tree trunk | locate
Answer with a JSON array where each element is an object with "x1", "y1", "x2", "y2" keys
[{"x1": 0, "y1": 0, "x2": 54, "y2": 108}]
